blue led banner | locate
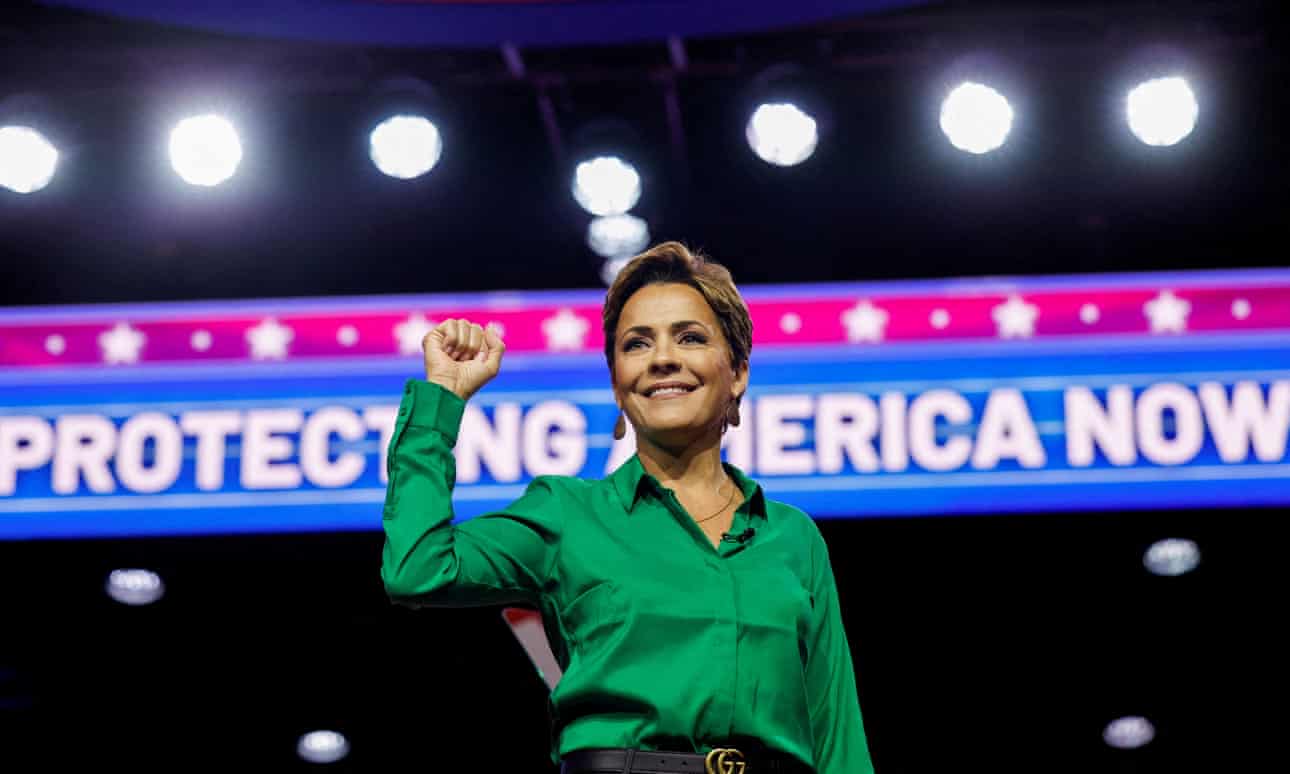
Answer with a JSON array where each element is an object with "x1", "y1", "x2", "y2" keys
[{"x1": 2, "y1": 268, "x2": 1288, "y2": 539}]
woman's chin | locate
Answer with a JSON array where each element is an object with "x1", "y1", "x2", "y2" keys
[{"x1": 636, "y1": 421, "x2": 718, "y2": 451}]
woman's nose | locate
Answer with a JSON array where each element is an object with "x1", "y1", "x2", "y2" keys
[{"x1": 648, "y1": 340, "x2": 680, "y2": 370}]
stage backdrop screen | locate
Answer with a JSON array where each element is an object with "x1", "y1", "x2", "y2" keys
[{"x1": 2, "y1": 268, "x2": 1288, "y2": 539}]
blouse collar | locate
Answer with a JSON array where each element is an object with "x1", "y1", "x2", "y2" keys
[{"x1": 609, "y1": 453, "x2": 767, "y2": 520}]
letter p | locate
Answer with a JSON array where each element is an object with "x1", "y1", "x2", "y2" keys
[{"x1": 0, "y1": 417, "x2": 54, "y2": 495}]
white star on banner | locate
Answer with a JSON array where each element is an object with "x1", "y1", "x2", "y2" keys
[
  {"x1": 337, "y1": 325, "x2": 359, "y2": 347},
  {"x1": 780, "y1": 313, "x2": 802, "y2": 334},
  {"x1": 1079, "y1": 303, "x2": 1101, "y2": 324},
  {"x1": 992, "y1": 295, "x2": 1039, "y2": 338},
  {"x1": 246, "y1": 317, "x2": 294, "y2": 360},
  {"x1": 98, "y1": 322, "x2": 145, "y2": 364},
  {"x1": 45, "y1": 334, "x2": 66, "y2": 356},
  {"x1": 1144, "y1": 290, "x2": 1190, "y2": 334},
  {"x1": 542, "y1": 308, "x2": 589, "y2": 351},
  {"x1": 841, "y1": 300, "x2": 888, "y2": 343},
  {"x1": 191, "y1": 330, "x2": 213, "y2": 351},
  {"x1": 395, "y1": 313, "x2": 437, "y2": 356},
  {"x1": 1231, "y1": 298, "x2": 1251, "y2": 320}
]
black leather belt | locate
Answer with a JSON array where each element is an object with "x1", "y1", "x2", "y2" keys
[{"x1": 560, "y1": 747, "x2": 811, "y2": 774}]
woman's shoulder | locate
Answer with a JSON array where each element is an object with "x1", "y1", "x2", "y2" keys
[
  {"x1": 758, "y1": 488, "x2": 828, "y2": 545},
  {"x1": 521, "y1": 473, "x2": 599, "y2": 495},
  {"x1": 518, "y1": 473, "x2": 612, "y2": 504},
  {"x1": 758, "y1": 486, "x2": 812, "y2": 523},
  {"x1": 499, "y1": 475, "x2": 604, "y2": 528}
]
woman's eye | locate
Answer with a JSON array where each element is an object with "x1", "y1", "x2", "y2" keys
[
  {"x1": 623, "y1": 338, "x2": 646, "y2": 351},
  {"x1": 680, "y1": 332, "x2": 707, "y2": 344}
]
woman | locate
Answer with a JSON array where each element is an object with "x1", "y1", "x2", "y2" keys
[{"x1": 381, "y1": 242, "x2": 875, "y2": 773}]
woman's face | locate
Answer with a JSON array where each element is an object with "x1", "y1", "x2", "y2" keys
[{"x1": 611, "y1": 282, "x2": 748, "y2": 450}]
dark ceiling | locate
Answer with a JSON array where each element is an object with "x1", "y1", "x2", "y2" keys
[{"x1": 1, "y1": 0, "x2": 1281, "y2": 308}]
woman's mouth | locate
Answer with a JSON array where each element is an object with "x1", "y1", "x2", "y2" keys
[{"x1": 643, "y1": 382, "x2": 698, "y2": 399}]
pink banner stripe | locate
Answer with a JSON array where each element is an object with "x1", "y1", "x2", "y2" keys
[{"x1": 2, "y1": 280, "x2": 1288, "y2": 368}]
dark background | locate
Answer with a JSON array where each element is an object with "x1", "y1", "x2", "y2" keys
[{"x1": 0, "y1": 1, "x2": 1282, "y2": 771}]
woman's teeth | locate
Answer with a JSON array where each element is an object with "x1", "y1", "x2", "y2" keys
[{"x1": 651, "y1": 387, "x2": 690, "y2": 396}]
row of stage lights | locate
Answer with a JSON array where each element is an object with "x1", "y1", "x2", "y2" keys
[
  {"x1": 97, "y1": 536, "x2": 1200, "y2": 763},
  {"x1": 0, "y1": 74, "x2": 1199, "y2": 270}
]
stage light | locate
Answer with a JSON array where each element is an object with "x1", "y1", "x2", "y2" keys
[
  {"x1": 601, "y1": 257, "x2": 631, "y2": 286},
  {"x1": 369, "y1": 114, "x2": 442, "y2": 179},
  {"x1": 940, "y1": 82, "x2": 1013, "y2": 155},
  {"x1": 169, "y1": 114, "x2": 242, "y2": 187},
  {"x1": 746, "y1": 102, "x2": 818, "y2": 166},
  {"x1": 297, "y1": 730, "x2": 350, "y2": 764},
  {"x1": 1103, "y1": 716, "x2": 1155, "y2": 749},
  {"x1": 1143, "y1": 537, "x2": 1200, "y2": 576},
  {"x1": 0, "y1": 125, "x2": 58, "y2": 194},
  {"x1": 587, "y1": 213, "x2": 649, "y2": 260},
  {"x1": 105, "y1": 568, "x2": 165, "y2": 606},
  {"x1": 1126, "y1": 76, "x2": 1197, "y2": 147},
  {"x1": 572, "y1": 155, "x2": 641, "y2": 216}
]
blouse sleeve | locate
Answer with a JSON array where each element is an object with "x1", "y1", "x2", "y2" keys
[
  {"x1": 804, "y1": 524, "x2": 876, "y2": 773},
  {"x1": 380, "y1": 378, "x2": 564, "y2": 608}
]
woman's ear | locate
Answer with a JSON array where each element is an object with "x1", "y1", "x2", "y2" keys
[{"x1": 731, "y1": 359, "x2": 750, "y2": 402}]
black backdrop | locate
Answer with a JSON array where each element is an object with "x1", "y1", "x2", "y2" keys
[{"x1": 0, "y1": 507, "x2": 1275, "y2": 771}]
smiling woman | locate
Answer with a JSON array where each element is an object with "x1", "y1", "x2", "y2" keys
[
  {"x1": 380, "y1": 242, "x2": 876, "y2": 773},
  {"x1": 604, "y1": 246, "x2": 753, "y2": 546},
  {"x1": 606, "y1": 258, "x2": 748, "y2": 455}
]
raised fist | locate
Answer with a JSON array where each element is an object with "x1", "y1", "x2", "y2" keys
[{"x1": 422, "y1": 319, "x2": 505, "y2": 401}]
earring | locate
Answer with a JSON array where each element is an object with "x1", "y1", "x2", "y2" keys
[
  {"x1": 725, "y1": 401, "x2": 741, "y2": 429},
  {"x1": 613, "y1": 412, "x2": 627, "y2": 440}
]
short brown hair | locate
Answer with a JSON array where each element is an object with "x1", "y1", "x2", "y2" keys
[{"x1": 602, "y1": 241, "x2": 752, "y2": 375}]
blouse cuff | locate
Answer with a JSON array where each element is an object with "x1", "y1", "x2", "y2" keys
[{"x1": 399, "y1": 378, "x2": 466, "y2": 444}]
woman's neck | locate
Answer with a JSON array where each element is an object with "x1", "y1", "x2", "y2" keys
[{"x1": 635, "y1": 433, "x2": 728, "y2": 494}]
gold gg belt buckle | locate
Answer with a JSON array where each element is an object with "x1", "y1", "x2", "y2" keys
[{"x1": 704, "y1": 747, "x2": 746, "y2": 774}]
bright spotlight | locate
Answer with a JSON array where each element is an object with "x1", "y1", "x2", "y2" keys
[
  {"x1": 1126, "y1": 76, "x2": 1197, "y2": 147},
  {"x1": 572, "y1": 156, "x2": 641, "y2": 216},
  {"x1": 169, "y1": 114, "x2": 242, "y2": 187},
  {"x1": 746, "y1": 102, "x2": 818, "y2": 166},
  {"x1": 0, "y1": 125, "x2": 58, "y2": 194},
  {"x1": 940, "y1": 82, "x2": 1013, "y2": 155},
  {"x1": 1103, "y1": 716, "x2": 1155, "y2": 749},
  {"x1": 105, "y1": 568, "x2": 165, "y2": 606},
  {"x1": 370, "y1": 114, "x2": 442, "y2": 179},
  {"x1": 297, "y1": 730, "x2": 350, "y2": 764},
  {"x1": 601, "y1": 256, "x2": 631, "y2": 286},
  {"x1": 1143, "y1": 537, "x2": 1200, "y2": 576},
  {"x1": 587, "y1": 213, "x2": 649, "y2": 260}
]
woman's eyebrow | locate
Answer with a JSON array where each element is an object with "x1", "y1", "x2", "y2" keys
[
  {"x1": 621, "y1": 320, "x2": 708, "y2": 340},
  {"x1": 669, "y1": 320, "x2": 708, "y2": 332}
]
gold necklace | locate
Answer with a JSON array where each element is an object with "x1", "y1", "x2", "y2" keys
[{"x1": 693, "y1": 479, "x2": 737, "y2": 524}]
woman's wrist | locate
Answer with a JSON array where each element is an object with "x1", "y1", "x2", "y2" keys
[{"x1": 424, "y1": 374, "x2": 470, "y2": 401}]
